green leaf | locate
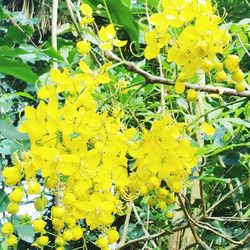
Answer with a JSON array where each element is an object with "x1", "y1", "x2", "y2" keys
[
  {"x1": 199, "y1": 175, "x2": 228, "y2": 183},
  {"x1": 0, "y1": 57, "x2": 38, "y2": 83},
  {"x1": 0, "y1": 191, "x2": 9, "y2": 212},
  {"x1": 7, "y1": 26, "x2": 26, "y2": 44},
  {"x1": 85, "y1": 0, "x2": 139, "y2": 43},
  {"x1": 12, "y1": 216, "x2": 35, "y2": 243},
  {"x1": 41, "y1": 47, "x2": 66, "y2": 62},
  {"x1": 0, "y1": 119, "x2": 28, "y2": 140},
  {"x1": 0, "y1": 46, "x2": 29, "y2": 57},
  {"x1": 15, "y1": 91, "x2": 36, "y2": 100},
  {"x1": 0, "y1": 139, "x2": 21, "y2": 155},
  {"x1": 121, "y1": 0, "x2": 131, "y2": 8}
]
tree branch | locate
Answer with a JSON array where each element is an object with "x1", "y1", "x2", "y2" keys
[
  {"x1": 116, "y1": 223, "x2": 188, "y2": 250},
  {"x1": 105, "y1": 51, "x2": 250, "y2": 98},
  {"x1": 177, "y1": 194, "x2": 212, "y2": 250}
]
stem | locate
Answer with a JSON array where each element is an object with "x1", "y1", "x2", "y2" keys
[
  {"x1": 52, "y1": 0, "x2": 58, "y2": 69},
  {"x1": 205, "y1": 180, "x2": 247, "y2": 215},
  {"x1": 119, "y1": 201, "x2": 133, "y2": 246},
  {"x1": 132, "y1": 203, "x2": 157, "y2": 248},
  {"x1": 177, "y1": 194, "x2": 212, "y2": 250}
]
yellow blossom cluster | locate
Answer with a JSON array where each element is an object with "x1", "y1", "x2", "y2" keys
[
  {"x1": 144, "y1": 0, "x2": 246, "y2": 94},
  {"x1": 1, "y1": 61, "x2": 198, "y2": 248},
  {"x1": 1, "y1": 3, "x2": 201, "y2": 249}
]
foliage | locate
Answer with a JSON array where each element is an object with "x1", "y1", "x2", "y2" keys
[{"x1": 0, "y1": 0, "x2": 250, "y2": 250}]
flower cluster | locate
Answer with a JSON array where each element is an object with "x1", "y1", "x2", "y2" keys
[
  {"x1": 145, "y1": 0, "x2": 247, "y2": 95},
  {"x1": 1, "y1": 64, "x2": 198, "y2": 249},
  {"x1": 0, "y1": 2, "x2": 200, "y2": 249}
]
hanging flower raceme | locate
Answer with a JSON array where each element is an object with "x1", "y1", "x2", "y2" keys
[
  {"x1": 1, "y1": 59, "x2": 198, "y2": 248},
  {"x1": 144, "y1": 0, "x2": 246, "y2": 96}
]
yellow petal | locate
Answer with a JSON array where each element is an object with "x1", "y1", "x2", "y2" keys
[
  {"x1": 99, "y1": 42, "x2": 113, "y2": 51},
  {"x1": 145, "y1": 31, "x2": 157, "y2": 45},
  {"x1": 99, "y1": 26, "x2": 109, "y2": 42},
  {"x1": 201, "y1": 122, "x2": 216, "y2": 136},
  {"x1": 80, "y1": 17, "x2": 94, "y2": 26},
  {"x1": 80, "y1": 3, "x2": 92, "y2": 16},
  {"x1": 149, "y1": 13, "x2": 167, "y2": 27},
  {"x1": 113, "y1": 39, "x2": 127, "y2": 47},
  {"x1": 106, "y1": 24, "x2": 116, "y2": 38},
  {"x1": 96, "y1": 73, "x2": 110, "y2": 84},
  {"x1": 76, "y1": 41, "x2": 91, "y2": 55},
  {"x1": 144, "y1": 44, "x2": 160, "y2": 60},
  {"x1": 79, "y1": 61, "x2": 92, "y2": 73},
  {"x1": 175, "y1": 79, "x2": 185, "y2": 94}
]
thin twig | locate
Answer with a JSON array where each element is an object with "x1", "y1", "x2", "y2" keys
[
  {"x1": 6, "y1": 12, "x2": 38, "y2": 48},
  {"x1": 177, "y1": 194, "x2": 212, "y2": 250},
  {"x1": 119, "y1": 201, "x2": 133, "y2": 246},
  {"x1": 116, "y1": 223, "x2": 188, "y2": 250},
  {"x1": 180, "y1": 242, "x2": 198, "y2": 250},
  {"x1": 226, "y1": 234, "x2": 250, "y2": 250},
  {"x1": 206, "y1": 180, "x2": 247, "y2": 215},
  {"x1": 132, "y1": 203, "x2": 157, "y2": 248}
]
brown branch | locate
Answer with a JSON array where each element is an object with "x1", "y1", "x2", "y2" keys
[
  {"x1": 119, "y1": 201, "x2": 133, "y2": 246},
  {"x1": 177, "y1": 194, "x2": 212, "y2": 250},
  {"x1": 180, "y1": 242, "x2": 198, "y2": 250},
  {"x1": 105, "y1": 51, "x2": 250, "y2": 98},
  {"x1": 226, "y1": 234, "x2": 250, "y2": 250},
  {"x1": 115, "y1": 223, "x2": 188, "y2": 250}
]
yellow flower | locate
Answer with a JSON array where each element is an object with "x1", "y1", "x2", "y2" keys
[
  {"x1": 36, "y1": 236, "x2": 49, "y2": 246},
  {"x1": 52, "y1": 206, "x2": 65, "y2": 219},
  {"x1": 7, "y1": 235, "x2": 18, "y2": 246},
  {"x1": 235, "y1": 82, "x2": 245, "y2": 92},
  {"x1": 71, "y1": 226, "x2": 83, "y2": 241},
  {"x1": 187, "y1": 89, "x2": 198, "y2": 102},
  {"x1": 7, "y1": 202, "x2": 19, "y2": 214},
  {"x1": 55, "y1": 236, "x2": 65, "y2": 246},
  {"x1": 175, "y1": 79, "x2": 185, "y2": 94},
  {"x1": 224, "y1": 55, "x2": 240, "y2": 72},
  {"x1": 27, "y1": 180, "x2": 41, "y2": 194},
  {"x1": 97, "y1": 237, "x2": 108, "y2": 248},
  {"x1": 2, "y1": 167, "x2": 21, "y2": 186},
  {"x1": 99, "y1": 24, "x2": 127, "y2": 51},
  {"x1": 32, "y1": 219, "x2": 47, "y2": 233},
  {"x1": 144, "y1": 30, "x2": 170, "y2": 60},
  {"x1": 215, "y1": 71, "x2": 227, "y2": 82},
  {"x1": 52, "y1": 218, "x2": 64, "y2": 231},
  {"x1": 201, "y1": 122, "x2": 216, "y2": 136},
  {"x1": 9, "y1": 188, "x2": 24, "y2": 203},
  {"x1": 63, "y1": 192, "x2": 76, "y2": 207},
  {"x1": 162, "y1": 0, "x2": 196, "y2": 27},
  {"x1": 232, "y1": 69, "x2": 244, "y2": 82},
  {"x1": 1, "y1": 222, "x2": 14, "y2": 235},
  {"x1": 107, "y1": 229, "x2": 119, "y2": 243},
  {"x1": 76, "y1": 41, "x2": 91, "y2": 55},
  {"x1": 63, "y1": 229, "x2": 73, "y2": 241},
  {"x1": 34, "y1": 196, "x2": 48, "y2": 211},
  {"x1": 165, "y1": 211, "x2": 173, "y2": 219},
  {"x1": 80, "y1": 3, "x2": 94, "y2": 26}
]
